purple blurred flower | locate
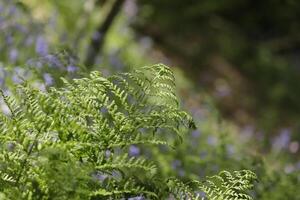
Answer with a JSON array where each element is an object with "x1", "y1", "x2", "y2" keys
[
  {"x1": 195, "y1": 191, "x2": 206, "y2": 199},
  {"x1": 9, "y1": 48, "x2": 18, "y2": 62},
  {"x1": 289, "y1": 141, "x2": 299, "y2": 153},
  {"x1": 32, "y1": 82, "x2": 46, "y2": 92},
  {"x1": 67, "y1": 65, "x2": 78, "y2": 73},
  {"x1": 25, "y1": 36, "x2": 34, "y2": 46},
  {"x1": 6, "y1": 35, "x2": 13, "y2": 45},
  {"x1": 129, "y1": 145, "x2": 140, "y2": 157},
  {"x1": 178, "y1": 169, "x2": 185, "y2": 177},
  {"x1": 191, "y1": 108, "x2": 206, "y2": 119},
  {"x1": 43, "y1": 73, "x2": 53, "y2": 85},
  {"x1": 105, "y1": 150, "x2": 111, "y2": 158},
  {"x1": 200, "y1": 151, "x2": 208, "y2": 159},
  {"x1": 272, "y1": 128, "x2": 291, "y2": 151},
  {"x1": 240, "y1": 125, "x2": 255, "y2": 142},
  {"x1": 0, "y1": 67, "x2": 6, "y2": 85},
  {"x1": 215, "y1": 82, "x2": 231, "y2": 97},
  {"x1": 212, "y1": 164, "x2": 219, "y2": 172},
  {"x1": 100, "y1": 107, "x2": 108, "y2": 114},
  {"x1": 8, "y1": 5, "x2": 16, "y2": 15},
  {"x1": 14, "y1": 67, "x2": 22, "y2": 73},
  {"x1": 124, "y1": 0, "x2": 138, "y2": 18},
  {"x1": 1, "y1": 102, "x2": 10, "y2": 115},
  {"x1": 296, "y1": 161, "x2": 300, "y2": 170},
  {"x1": 207, "y1": 136, "x2": 218, "y2": 146},
  {"x1": 12, "y1": 74, "x2": 22, "y2": 84},
  {"x1": 7, "y1": 142, "x2": 15, "y2": 151},
  {"x1": 45, "y1": 55, "x2": 61, "y2": 67},
  {"x1": 36, "y1": 61, "x2": 43, "y2": 68},
  {"x1": 26, "y1": 60, "x2": 43, "y2": 69},
  {"x1": 171, "y1": 159, "x2": 181, "y2": 169},
  {"x1": 128, "y1": 196, "x2": 145, "y2": 200},
  {"x1": 15, "y1": 24, "x2": 26, "y2": 33},
  {"x1": 93, "y1": 172, "x2": 108, "y2": 182},
  {"x1": 191, "y1": 130, "x2": 201, "y2": 138},
  {"x1": 92, "y1": 32, "x2": 102, "y2": 40},
  {"x1": 112, "y1": 170, "x2": 122, "y2": 181},
  {"x1": 284, "y1": 164, "x2": 294, "y2": 174},
  {"x1": 139, "y1": 37, "x2": 153, "y2": 50},
  {"x1": 109, "y1": 53, "x2": 124, "y2": 70},
  {"x1": 35, "y1": 36, "x2": 48, "y2": 55},
  {"x1": 226, "y1": 144, "x2": 235, "y2": 156},
  {"x1": 138, "y1": 127, "x2": 147, "y2": 134}
]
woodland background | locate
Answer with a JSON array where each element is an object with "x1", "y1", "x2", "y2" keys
[{"x1": 1, "y1": 0, "x2": 300, "y2": 199}]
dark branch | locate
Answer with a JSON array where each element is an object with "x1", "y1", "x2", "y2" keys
[{"x1": 84, "y1": 0, "x2": 125, "y2": 68}]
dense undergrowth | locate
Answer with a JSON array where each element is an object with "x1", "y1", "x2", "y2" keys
[{"x1": 0, "y1": 64, "x2": 257, "y2": 199}]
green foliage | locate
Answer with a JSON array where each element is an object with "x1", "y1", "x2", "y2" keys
[
  {"x1": 0, "y1": 64, "x2": 256, "y2": 199},
  {"x1": 194, "y1": 170, "x2": 257, "y2": 200},
  {"x1": 166, "y1": 170, "x2": 257, "y2": 200}
]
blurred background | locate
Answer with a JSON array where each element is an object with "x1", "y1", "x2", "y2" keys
[{"x1": 1, "y1": 0, "x2": 300, "y2": 198}]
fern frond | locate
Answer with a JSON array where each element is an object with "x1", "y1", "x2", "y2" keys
[
  {"x1": 193, "y1": 170, "x2": 257, "y2": 200},
  {"x1": 167, "y1": 178, "x2": 196, "y2": 199},
  {"x1": 0, "y1": 64, "x2": 196, "y2": 199},
  {"x1": 0, "y1": 63, "x2": 256, "y2": 199}
]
